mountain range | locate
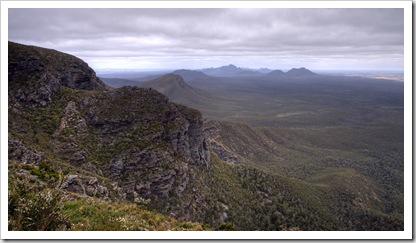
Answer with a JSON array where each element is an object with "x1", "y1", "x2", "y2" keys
[{"x1": 198, "y1": 64, "x2": 317, "y2": 77}]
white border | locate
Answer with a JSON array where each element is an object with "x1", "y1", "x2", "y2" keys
[
  {"x1": 1, "y1": 1, "x2": 412, "y2": 240},
  {"x1": 402, "y1": 0, "x2": 413, "y2": 236},
  {"x1": 0, "y1": 1, "x2": 9, "y2": 241},
  {"x1": 0, "y1": 1, "x2": 411, "y2": 8}
]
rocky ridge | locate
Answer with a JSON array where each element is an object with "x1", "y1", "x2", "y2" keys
[{"x1": 8, "y1": 41, "x2": 106, "y2": 106}]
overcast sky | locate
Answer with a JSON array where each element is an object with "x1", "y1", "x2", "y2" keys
[{"x1": 8, "y1": 8, "x2": 404, "y2": 72}]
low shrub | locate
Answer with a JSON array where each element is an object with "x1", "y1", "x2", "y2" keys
[{"x1": 8, "y1": 174, "x2": 70, "y2": 231}]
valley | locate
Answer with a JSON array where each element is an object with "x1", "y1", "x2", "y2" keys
[{"x1": 124, "y1": 65, "x2": 405, "y2": 230}]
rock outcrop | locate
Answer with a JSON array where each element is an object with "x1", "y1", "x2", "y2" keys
[
  {"x1": 8, "y1": 41, "x2": 106, "y2": 106},
  {"x1": 8, "y1": 137, "x2": 44, "y2": 164},
  {"x1": 77, "y1": 87, "x2": 210, "y2": 199}
]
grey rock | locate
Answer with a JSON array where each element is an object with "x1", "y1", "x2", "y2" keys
[
  {"x1": 8, "y1": 41, "x2": 106, "y2": 107},
  {"x1": 8, "y1": 137, "x2": 44, "y2": 164},
  {"x1": 209, "y1": 140, "x2": 238, "y2": 164},
  {"x1": 62, "y1": 174, "x2": 110, "y2": 199}
]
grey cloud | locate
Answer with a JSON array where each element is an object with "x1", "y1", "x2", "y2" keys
[{"x1": 8, "y1": 8, "x2": 404, "y2": 70}]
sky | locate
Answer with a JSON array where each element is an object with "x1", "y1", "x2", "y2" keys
[{"x1": 8, "y1": 8, "x2": 404, "y2": 72}]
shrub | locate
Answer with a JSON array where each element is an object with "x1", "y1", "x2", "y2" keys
[
  {"x1": 8, "y1": 173, "x2": 70, "y2": 231},
  {"x1": 218, "y1": 223, "x2": 236, "y2": 231}
]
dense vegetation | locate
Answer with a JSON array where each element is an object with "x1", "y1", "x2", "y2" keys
[{"x1": 140, "y1": 67, "x2": 404, "y2": 230}]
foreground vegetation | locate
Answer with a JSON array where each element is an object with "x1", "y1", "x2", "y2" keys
[{"x1": 8, "y1": 162, "x2": 207, "y2": 231}]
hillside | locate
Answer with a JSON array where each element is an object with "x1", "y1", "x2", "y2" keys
[
  {"x1": 8, "y1": 41, "x2": 212, "y2": 230},
  {"x1": 138, "y1": 73, "x2": 240, "y2": 119},
  {"x1": 172, "y1": 69, "x2": 212, "y2": 82},
  {"x1": 204, "y1": 119, "x2": 403, "y2": 229}
]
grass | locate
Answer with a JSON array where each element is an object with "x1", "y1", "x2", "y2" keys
[{"x1": 63, "y1": 197, "x2": 206, "y2": 231}]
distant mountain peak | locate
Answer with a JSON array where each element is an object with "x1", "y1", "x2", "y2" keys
[
  {"x1": 172, "y1": 69, "x2": 211, "y2": 82},
  {"x1": 267, "y1": 69, "x2": 285, "y2": 76},
  {"x1": 172, "y1": 69, "x2": 208, "y2": 76},
  {"x1": 200, "y1": 64, "x2": 262, "y2": 76},
  {"x1": 140, "y1": 73, "x2": 193, "y2": 97},
  {"x1": 286, "y1": 67, "x2": 316, "y2": 76},
  {"x1": 220, "y1": 64, "x2": 239, "y2": 71}
]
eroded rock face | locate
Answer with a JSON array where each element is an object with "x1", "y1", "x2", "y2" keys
[
  {"x1": 209, "y1": 140, "x2": 238, "y2": 164},
  {"x1": 8, "y1": 41, "x2": 106, "y2": 107},
  {"x1": 204, "y1": 124, "x2": 238, "y2": 164},
  {"x1": 107, "y1": 147, "x2": 191, "y2": 199},
  {"x1": 8, "y1": 137, "x2": 44, "y2": 164},
  {"x1": 62, "y1": 174, "x2": 112, "y2": 199},
  {"x1": 79, "y1": 87, "x2": 210, "y2": 199}
]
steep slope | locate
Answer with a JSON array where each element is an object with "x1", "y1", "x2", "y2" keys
[
  {"x1": 139, "y1": 73, "x2": 221, "y2": 109},
  {"x1": 139, "y1": 74, "x2": 195, "y2": 98},
  {"x1": 172, "y1": 69, "x2": 212, "y2": 82},
  {"x1": 204, "y1": 119, "x2": 404, "y2": 230},
  {"x1": 8, "y1": 42, "x2": 212, "y2": 228}
]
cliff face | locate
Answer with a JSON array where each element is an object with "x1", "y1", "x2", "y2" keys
[
  {"x1": 8, "y1": 41, "x2": 106, "y2": 106},
  {"x1": 8, "y1": 42, "x2": 210, "y2": 210}
]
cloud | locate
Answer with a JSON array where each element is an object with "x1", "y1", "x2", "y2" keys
[{"x1": 8, "y1": 8, "x2": 404, "y2": 70}]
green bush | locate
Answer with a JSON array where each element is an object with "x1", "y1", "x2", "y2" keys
[
  {"x1": 8, "y1": 174, "x2": 70, "y2": 231},
  {"x1": 218, "y1": 223, "x2": 236, "y2": 231}
]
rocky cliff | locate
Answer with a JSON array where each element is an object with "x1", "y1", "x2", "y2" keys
[
  {"x1": 8, "y1": 42, "x2": 210, "y2": 213},
  {"x1": 8, "y1": 41, "x2": 106, "y2": 106}
]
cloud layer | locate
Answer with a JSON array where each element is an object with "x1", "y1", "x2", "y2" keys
[{"x1": 8, "y1": 8, "x2": 404, "y2": 71}]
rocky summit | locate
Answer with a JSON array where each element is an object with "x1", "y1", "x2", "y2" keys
[{"x1": 8, "y1": 41, "x2": 106, "y2": 106}]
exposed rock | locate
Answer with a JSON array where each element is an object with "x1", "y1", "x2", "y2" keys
[
  {"x1": 8, "y1": 41, "x2": 106, "y2": 107},
  {"x1": 204, "y1": 125, "x2": 237, "y2": 164},
  {"x1": 62, "y1": 174, "x2": 110, "y2": 199},
  {"x1": 55, "y1": 101, "x2": 88, "y2": 135},
  {"x1": 209, "y1": 140, "x2": 238, "y2": 164},
  {"x1": 8, "y1": 137, "x2": 44, "y2": 164},
  {"x1": 54, "y1": 141, "x2": 87, "y2": 165},
  {"x1": 80, "y1": 162, "x2": 101, "y2": 175},
  {"x1": 107, "y1": 147, "x2": 191, "y2": 199}
]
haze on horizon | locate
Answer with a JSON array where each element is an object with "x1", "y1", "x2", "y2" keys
[{"x1": 8, "y1": 8, "x2": 404, "y2": 72}]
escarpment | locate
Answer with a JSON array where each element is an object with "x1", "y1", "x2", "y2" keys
[
  {"x1": 8, "y1": 42, "x2": 210, "y2": 210},
  {"x1": 8, "y1": 41, "x2": 106, "y2": 106}
]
